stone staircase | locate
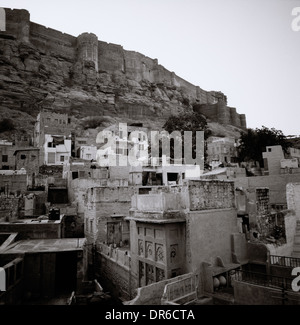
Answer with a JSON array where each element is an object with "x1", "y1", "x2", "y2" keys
[{"x1": 292, "y1": 221, "x2": 300, "y2": 258}]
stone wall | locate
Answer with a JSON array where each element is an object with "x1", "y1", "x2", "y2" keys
[
  {"x1": 286, "y1": 182, "x2": 300, "y2": 216},
  {"x1": 0, "y1": 174, "x2": 27, "y2": 194},
  {"x1": 194, "y1": 101, "x2": 246, "y2": 129},
  {"x1": 84, "y1": 186, "x2": 134, "y2": 255},
  {"x1": 188, "y1": 180, "x2": 235, "y2": 210},
  {"x1": 256, "y1": 188, "x2": 270, "y2": 237},
  {"x1": 0, "y1": 196, "x2": 23, "y2": 221},
  {"x1": 95, "y1": 247, "x2": 137, "y2": 301},
  {"x1": 1, "y1": 7, "x2": 247, "y2": 130},
  {"x1": 0, "y1": 221, "x2": 62, "y2": 240},
  {"x1": 30, "y1": 22, "x2": 76, "y2": 60}
]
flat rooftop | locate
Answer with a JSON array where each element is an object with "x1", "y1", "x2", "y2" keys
[
  {"x1": 0, "y1": 217, "x2": 63, "y2": 225},
  {"x1": 0, "y1": 238, "x2": 86, "y2": 254}
]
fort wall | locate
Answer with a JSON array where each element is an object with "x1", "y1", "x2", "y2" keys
[{"x1": 2, "y1": 8, "x2": 246, "y2": 129}]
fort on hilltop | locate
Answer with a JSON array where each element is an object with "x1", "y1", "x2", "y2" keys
[{"x1": 0, "y1": 8, "x2": 246, "y2": 129}]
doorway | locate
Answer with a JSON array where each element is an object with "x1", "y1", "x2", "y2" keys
[{"x1": 55, "y1": 251, "x2": 77, "y2": 294}]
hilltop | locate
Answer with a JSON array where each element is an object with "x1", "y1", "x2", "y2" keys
[{"x1": 0, "y1": 8, "x2": 246, "y2": 141}]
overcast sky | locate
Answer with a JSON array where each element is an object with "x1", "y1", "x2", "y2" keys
[{"x1": 1, "y1": 0, "x2": 300, "y2": 136}]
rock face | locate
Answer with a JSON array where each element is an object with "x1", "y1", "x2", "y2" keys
[{"x1": 0, "y1": 8, "x2": 246, "y2": 137}]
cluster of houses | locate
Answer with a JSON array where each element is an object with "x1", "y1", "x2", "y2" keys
[{"x1": 1, "y1": 110, "x2": 300, "y2": 305}]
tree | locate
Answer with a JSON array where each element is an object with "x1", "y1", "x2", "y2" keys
[
  {"x1": 0, "y1": 118, "x2": 15, "y2": 133},
  {"x1": 163, "y1": 111, "x2": 209, "y2": 136},
  {"x1": 238, "y1": 126, "x2": 291, "y2": 167},
  {"x1": 149, "y1": 111, "x2": 211, "y2": 164}
]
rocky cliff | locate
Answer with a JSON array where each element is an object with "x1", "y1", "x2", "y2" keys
[{"x1": 0, "y1": 8, "x2": 245, "y2": 140}]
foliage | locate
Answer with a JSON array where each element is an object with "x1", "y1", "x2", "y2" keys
[
  {"x1": 149, "y1": 111, "x2": 211, "y2": 162},
  {"x1": 238, "y1": 126, "x2": 291, "y2": 167},
  {"x1": 163, "y1": 111, "x2": 209, "y2": 136},
  {"x1": 0, "y1": 118, "x2": 15, "y2": 133},
  {"x1": 81, "y1": 117, "x2": 109, "y2": 130}
]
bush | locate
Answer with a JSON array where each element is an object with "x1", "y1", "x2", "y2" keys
[
  {"x1": 0, "y1": 118, "x2": 15, "y2": 133},
  {"x1": 82, "y1": 117, "x2": 108, "y2": 130}
]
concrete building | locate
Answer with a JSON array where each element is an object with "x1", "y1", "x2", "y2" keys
[
  {"x1": 78, "y1": 145, "x2": 97, "y2": 161},
  {"x1": 206, "y1": 137, "x2": 239, "y2": 169},
  {"x1": 262, "y1": 145, "x2": 285, "y2": 175},
  {"x1": 96, "y1": 123, "x2": 149, "y2": 167},
  {"x1": 129, "y1": 164, "x2": 201, "y2": 186},
  {"x1": 0, "y1": 140, "x2": 16, "y2": 170},
  {"x1": 92, "y1": 179, "x2": 240, "y2": 301},
  {"x1": 13, "y1": 148, "x2": 40, "y2": 188},
  {"x1": 0, "y1": 169, "x2": 27, "y2": 196},
  {"x1": 288, "y1": 147, "x2": 300, "y2": 164},
  {"x1": 0, "y1": 238, "x2": 87, "y2": 304},
  {"x1": 43, "y1": 134, "x2": 72, "y2": 166},
  {"x1": 33, "y1": 111, "x2": 74, "y2": 166},
  {"x1": 33, "y1": 111, "x2": 73, "y2": 148}
]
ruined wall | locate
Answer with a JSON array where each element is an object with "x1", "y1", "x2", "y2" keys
[
  {"x1": 188, "y1": 180, "x2": 235, "y2": 210},
  {"x1": 255, "y1": 188, "x2": 270, "y2": 237},
  {"x1": 0, "y1": 196, "x2": 23, "y2": 221},
  {"x1": 0, "y1": 174, "x2": 27, "y2": 194}
]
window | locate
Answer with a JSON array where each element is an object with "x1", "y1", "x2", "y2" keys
[
  {"x1": 48, "y1": 152, "x2": 55, "y2": 164},
  {"x1": 2, "y1": 155, "x2": 8, "y2": 163},
  {"x1": 20, "y1": 154, "x2": 26, "y2": 160},
  {"x1": 86, "y1": 154, "x2": 91, "y2": 159},
  {"x1": 268, "y1": 148, "x2": 272, "y2": 152},
  {"x1": 48, "y1": 142, "x2": 56, "y2": 148},
  {"x1": 60, "y1": 156, "x2": 65, "y2": 162}
]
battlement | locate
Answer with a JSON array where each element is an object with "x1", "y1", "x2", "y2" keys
[
  {"x1": 0, "y1": 7, "x2": 247, "y2": 130},
  {"x1": 194, "y1": 100, "x2": 247, "y2": 129}
]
